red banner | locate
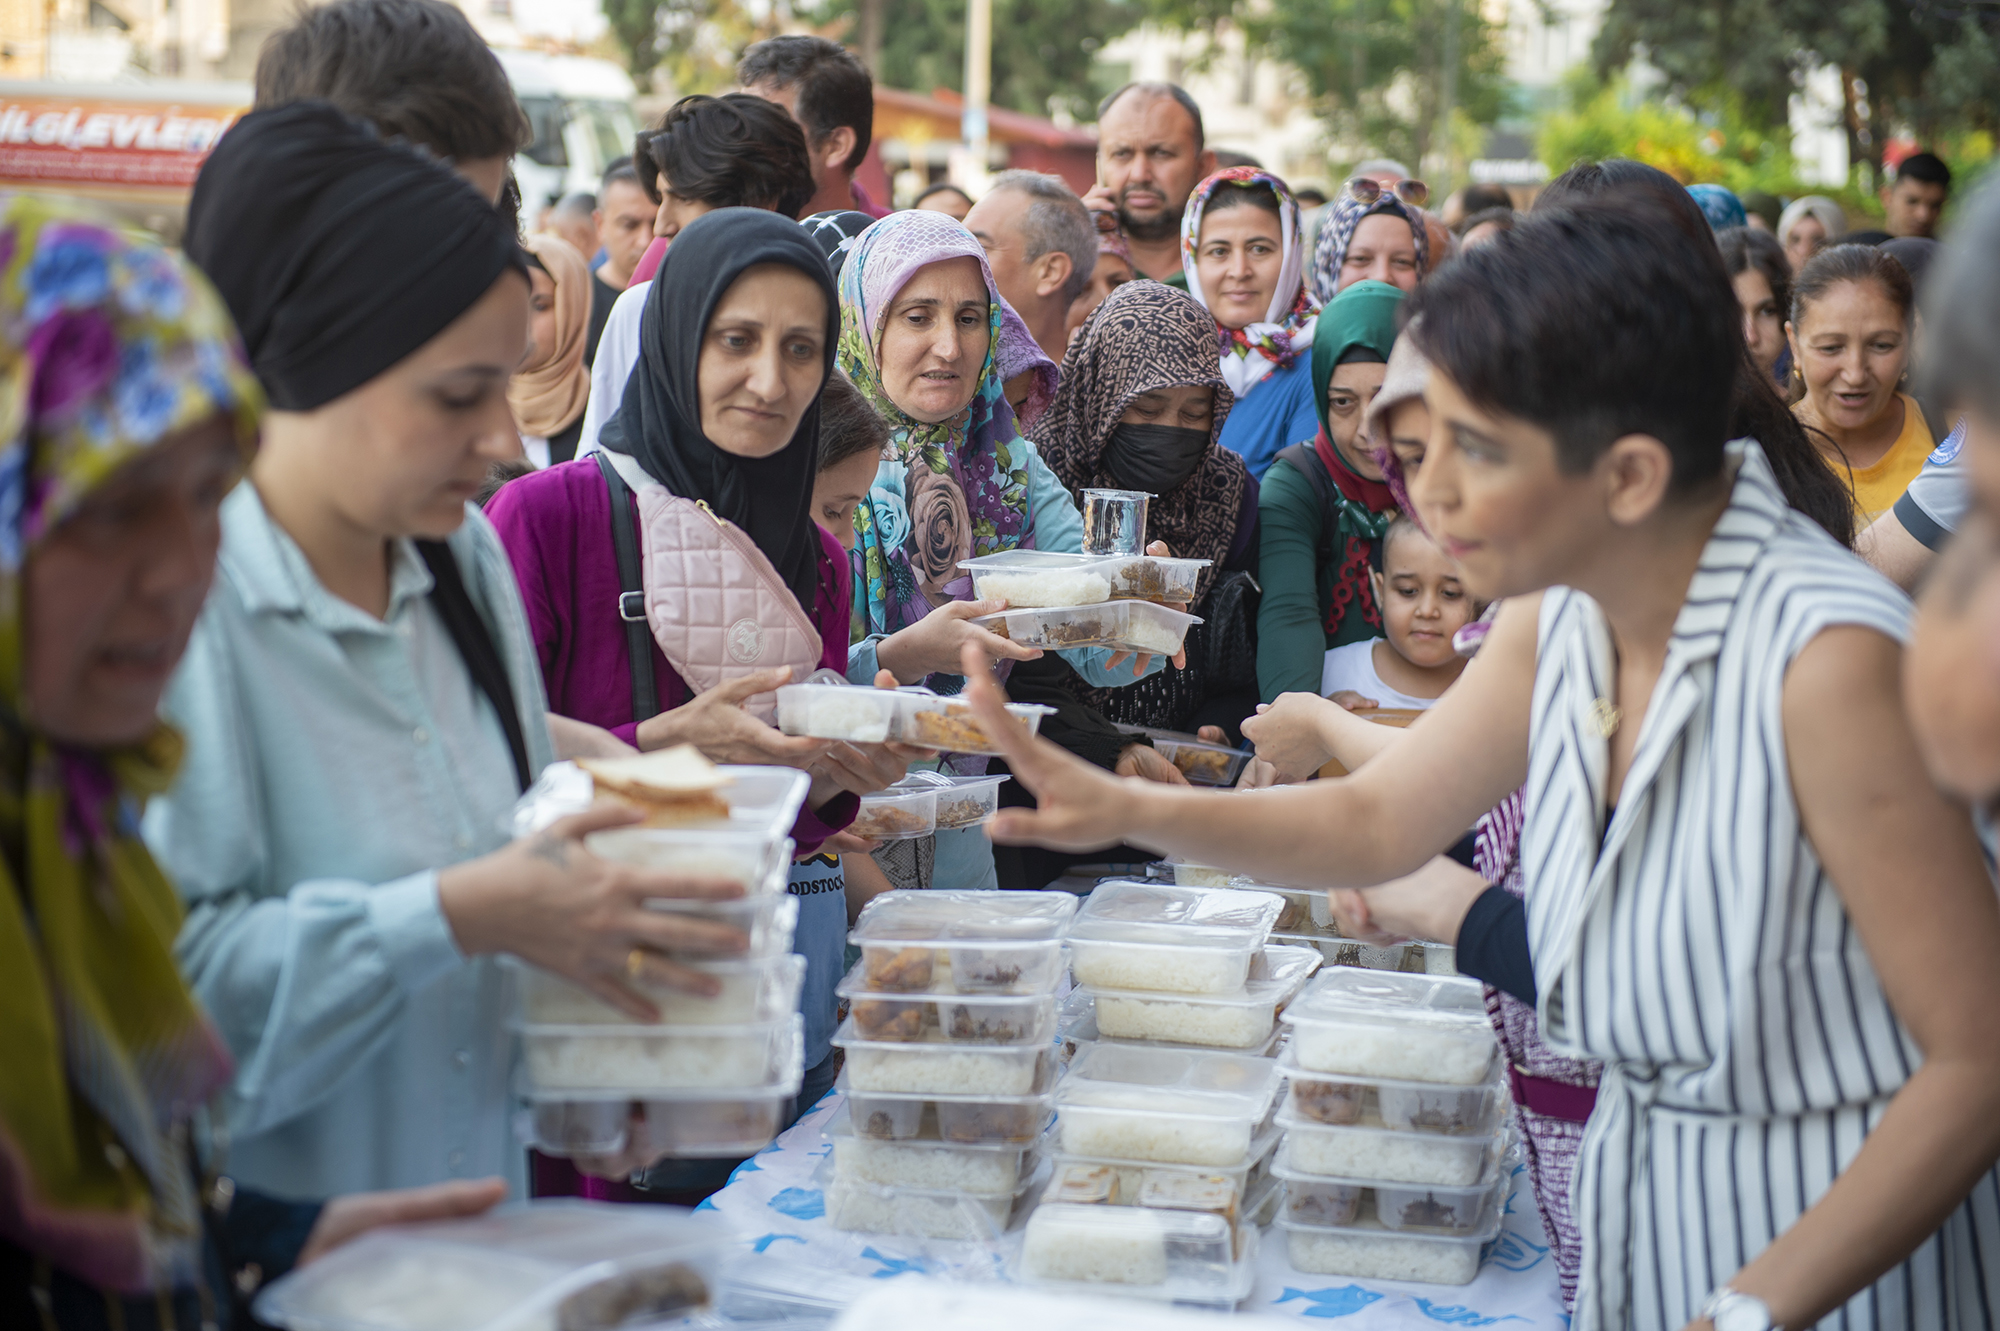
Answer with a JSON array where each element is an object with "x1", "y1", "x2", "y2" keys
[{"x1": 0, "y1": 94, "x2": 246, "y2": 193}]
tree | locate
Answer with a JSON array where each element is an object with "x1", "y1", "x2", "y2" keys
[
  {"x1": 601, "y1": 0, "x2": 792, "y2": 92},
  {"x1": 805, "y1": 0, "x2": 1142, "y2": 116},
  {"x1": 1592, "y1": 0, "x2": 2000, "y2": 185}
]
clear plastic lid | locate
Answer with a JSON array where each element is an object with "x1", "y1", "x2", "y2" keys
[
  {"x1": 853, "y1": 779, "x2": 939, "y2": 841},
  {"x1": 1059, "y1": 999, "x2": 1285, "y2": 1061},
  {"x1": 1050, "y1": 1115, "x2": 1283, "y2": 1190},
  {"x1": 842, "y1": 980, "x2": 1059, "y2": 1046},
  {"x1": 515, "y1": 1037, "x2": 802, "y2": 1161},
  {"x1": 511, "y1": 952, "x2": 805, "y2": 1028},
  {"x1": 1279, "y1": 1044, "x2": 1508, "y2": 1135},
  {"x1": 252, "y1": 1199, "x2": 730, "y2": 1331},
  {"x1": 900, "y1": 696, "x2": 1055, "y2": 755},
  {"x1": 516, "y1": 1014, "x2": 803, "y2": 1093},
  {"x1": 1115, "y1": 726, "x2": 1251, "y2": 786},
  {"x1": 1282, "y1": 970, "x2": 1497, "y2": 1084},
  {"x1": 968, "y1": 600, "x2": 1202, "y2": 656},
  {"x1": 1070, "y1": 881, "x2": 1283, "y2": 948},
  {"x1": 1057, "y1": 1043, "x2": 1282, "y2": 1121},
  {"x1": 852, "y1": 889, "x2": 1079, "y2": 945},
  {"x1": 834, "y1": 1021, "x2": 1053, "y2": 1097},
  {"x1": 819, "y1": 1152, "x2": 1047, "y2": 1242},
  {"x1": 1274, "y1": 1103, "x2": 1505, "y2": 1188},
  {"x1": 775, "y1": 682, "x2": 907, "y2": 742},
  {"x1": 1077, "y1": 942, "x2": 1320, "y2": 1008},
  {"x1": 934, "y1": 774, "x2": 1009, "y2": 829},
  {"x1": 510, "y1": 761, "x2": 809, "y2": 846},
  {"x1": 957, "y1": 550, "x2": 1212, "y2": 605},
  {"x1": 1018, "y1": 1203, "x2": 1253, "y2": 1305}
]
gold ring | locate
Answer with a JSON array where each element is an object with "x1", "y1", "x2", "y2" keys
[{"x1": 626, "y1": 947, "x2": 647, "y2": 981}]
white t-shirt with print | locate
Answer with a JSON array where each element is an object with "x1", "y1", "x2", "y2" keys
[{"x1": 1319, "y1": 639, "x2": 1441, "y2": 710}]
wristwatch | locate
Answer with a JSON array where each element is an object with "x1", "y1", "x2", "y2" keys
[{"x1": 1701, "y1": 1286, "x2": 1775, "y2": 1331}]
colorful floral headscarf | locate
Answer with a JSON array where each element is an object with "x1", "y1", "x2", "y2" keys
[
  {"x1": 1686, "y1": 183, "x2": 1747, "y2": 232},
  {"x1": 0, "y1": 196, "x2": 261, "y2": 1293},
  {"x1": 838, "y1": 210, "x2": 1031, "y2": 644},
  {"x1": 1180, "y1": 168, "x2": 1319, "y2": 399},
  {"x1": 1309, "y1": 186, "x2": 1431, "y2": 304}
]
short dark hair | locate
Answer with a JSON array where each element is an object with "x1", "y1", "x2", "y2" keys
[
  {"x1": 736, "y1": 35, "x2": 874, "y2": 172},
  {"x1": 1459, "y1": 183, "x2": 1513, "y2": 215},
  {"x1": 1791, "y1": 242, "x2": 1914, "y2": 330},
  {"x1": 1922, "y1": 175, "x2": 2000, "y2": 419},
  {"x1": 600, "y1": 156, "x2": 640, "y2": 196},
  {"x1": 1204, "y1": 179, "x2": 1282, "y2": 221},
  {"x1": 1457, "y1": 205, "x2": 1515, "y2": 237},
  {"x1": 255, "y1": 0, "x2": 527, "y2": 162},
  {"x1": 818, "y1": 372, "x2": 889, "y2": 473},
  {"x1": 1408, "y1": 200, "x2": 1739, "y2": 492},
  {"x1": 1096, "y1": 81, "x2": 1205, "y2": 153},
  {"x1": 1717, "y1": 225, "x2": 1791, "y2": 315},
  {"x1": 990, "y1": 169, "x2": 1097, "y2": 303},
  {"x1": 552, "y1": 191, "x2": 596, "y2": 218},
  {"x1": 914, "y1": 181, "x2": 975, "y2": 209},
  {"x1": 640, "y1": 94, "x2": 815, "y2": 218},
  {"x1": 1896, "y1": 151, "x2": 1951, "y2": 190},
  {"x1": 476, "y1": 457, "x2": 536, "y2": 508}
]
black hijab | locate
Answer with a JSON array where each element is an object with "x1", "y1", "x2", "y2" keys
[
  {"x1": 185, "y1": 101, "x2": 524, "y2": 411},
  {"x1": 600, "y1": 208, "x2": 838, "y2": 610}
]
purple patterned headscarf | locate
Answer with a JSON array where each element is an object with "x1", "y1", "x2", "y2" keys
[
  {"x1": 996, "y1": 299, "x2": 1059, "y2": 431},
  {"x1": 1310, "y1": 188, "x2": 1430, "y2": 304}
]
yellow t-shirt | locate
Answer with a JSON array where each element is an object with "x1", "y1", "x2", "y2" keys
[{"x1": 1826, "y1": 393, "x2": 1933, "y2": 525}]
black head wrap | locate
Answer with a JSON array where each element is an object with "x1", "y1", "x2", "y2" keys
[
  {"x1": 600, "y1": 208, "x2": 838, "y2": 610},
  {"x1": 800, "y1": 210, "x2": 878, "y2": 278},
  {"x1": 184, "y1": 101, "x2": 525, "y2": 411}
]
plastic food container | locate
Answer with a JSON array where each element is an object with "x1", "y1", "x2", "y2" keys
[
  {"x1": 1165, "y1": 857, "x2": 1237, "y2": 887},
  {"x1": 849, "y1": 889, "x2": 1078, "y2": 996},
  {"x1": 852, "y1": 779, "x2": 938, "y2": 842},
  {"x1": 1287, "y1": 934, "x2": 1459, "y2": 974},
  {"x1": 519, "y1": 1061, "x2": 804, "y2": 1160},
  {"x1": 1273, "y1": 1145, "x2": 1504, "y2": 1236},
  {"x1": 959, "y1": 549, "x2": 1212, "y2": 606},
  {"x1": 934, "y1": 774, "x2": 1008, "y2": 829},
  {"x1": 1281, "y1": 1047, "x2": 1507, "y2": 1134},
  {"x1": 642, "y1": 891, "x2": 797, "y2": 960},
  {"x1": 827, "y1": 1104, "x2": 1043, "y2": 1192},
  {"x1": 901, "y1": 696, "x2": 1054, "y2": 756},
  {"x1": 842, "y1": 1081, "x2": 1055, "y2": 1146},
  {"x1": 1067, "y1": 882, "x2": 1284, "y2": 995},
  {"x1": 822, "y1": 1155, "x2": 1044, "y2": 1241},
  {"x1": 1277, "y1": 1195, "x2": 1501, "y2": 1284},
  {"x1": 1055, "y1": 1044, "x2": 1282, "y2": 1167},
  {"x1": 840, "y1": 966, "x2": 1059, "y2": 1045},
  {"x1": 511, "y1": 953, "x2": 804, "y2": 1028},
  {"x1": 1116, "y1": 726, "x2": 1251, "y2": 786},
  {"x1": 775, "y1": 682, "x2": 905, "y2": 742},
  {"x1": 1060, "y1": 998, "x2": 1285, "y2": 1062},
  {"x1": 1019, "y1": 1203, "x2": 1255, "y2": 1308},
  {"x1": 1276, "y1": 1106, "x2": 1504, "y2": 1187},
  {"x1": 252, "y1": 1199, "x2": 731, "y2": 1331},
  {"x1": 1047, "y1": 1115, "x2": 1281, "y2": 1212},
  {"x1": 1283, "y1": 969, "x2": 1498, "y2": 1084},
  {"x1": 1083, "y1": 944, "x2": 1320, "y2": 1049},
  {"x1": 519, "y1": 1015, "x2": 801, "y2": 1092},
  {"x1": 583, "y1": 826, "x2": 793, "y2": 892},
  {"x1": 971, "y1": 599, "x2": 1201, "y2": 656},
  {"x1": 835, "y1": 1019, "x2": 1052, "y2": 1097}
]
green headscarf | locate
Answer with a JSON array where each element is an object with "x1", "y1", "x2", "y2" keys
[
  {"x1": 0, "y1": 196, "x2": 262, "y2": 1294},
  {"x1": 1310, "y1": 279, "x2": 1405, "y2": 446}
]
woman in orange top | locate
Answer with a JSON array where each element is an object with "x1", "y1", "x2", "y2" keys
[{"x1": 1787, "y1": 242, "x2": 1932, "y2": 522}]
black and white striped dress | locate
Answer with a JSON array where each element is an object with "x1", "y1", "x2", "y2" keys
[{"x1": 1522, "y1": 440, "x2": 2000, "y2": 1330}]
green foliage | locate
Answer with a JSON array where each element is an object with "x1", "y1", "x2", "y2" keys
[
  {"x1": 600, "y1": 0, "x2": 779, "y2": 91},
  {"x1": 807, "y1": 0, "x2": 1143, "y2": 117},
  {"x1": 1536, "y1": 72, "x2": 1801, "y2": 195}
]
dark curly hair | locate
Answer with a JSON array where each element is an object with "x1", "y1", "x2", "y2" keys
[{"x1": 638, "y1": 94, "x2": 815, "y2": 220}]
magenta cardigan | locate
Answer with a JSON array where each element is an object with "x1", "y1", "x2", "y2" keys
[{"x1": 486, "y1": 458, "x2": 858, "y2": 853}]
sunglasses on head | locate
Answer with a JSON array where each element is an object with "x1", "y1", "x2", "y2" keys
[{"x1": 1345, "y1": 176, "x2": 1430, "y2": 209}]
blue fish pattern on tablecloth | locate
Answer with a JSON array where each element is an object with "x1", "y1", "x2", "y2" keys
[
  {"x1": 752, "y1": 1232, "x2": 808, "y2": 1253},
  {"x1": 1486, "y1": 1231, "x2": 1550, "y2": 1272},
  {"x1": 860, "y1": 1247, "x2": 928, "y2": 1278},
  {"x1": 1274, "y1": 1285, "x2": 1386, "y2": 1317},
  {"x1": 1414, "y1": 1298, "x2": 1529, "y2": 1326},
  {"x1": 767, "y1": 1186, "x2": 826, "y2": 1220}
]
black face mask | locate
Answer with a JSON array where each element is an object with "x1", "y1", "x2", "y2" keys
[{"x1": 1100, "y1": 422, "x2": 1212, "y2": 496}]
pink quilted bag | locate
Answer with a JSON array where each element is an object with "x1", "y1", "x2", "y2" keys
[{"x1": 637, "y1": 485, "x2": 823, "y2": 723}]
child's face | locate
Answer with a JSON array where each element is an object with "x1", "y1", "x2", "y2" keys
[
  {"x1": 812, "y1": 448, "x2": 883, "y2": 551},
  {"x1": 1371, "y1": 528, "x2": 1475, "y2": 669}
]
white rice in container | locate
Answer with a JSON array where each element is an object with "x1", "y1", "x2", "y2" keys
[
  {"x1": 825, "y1": 1179, "x2": 1012, "y2": 1239},
  {"x1": 1021, "y1": 1207, "x2": 1169, "y2": 1286},
  {"x1": 1292, "y1": 1021, "x2": 1495, "y2": 1084},
  {"x1": 277, "y1": 1251, "x2": 561, "y2": 1331},
  {"x1": 842, "y1": 1045, "x2": 1040, "y2": 1096},
  {"x1": 832, "y1": 1138, "x2": 1025, "y2": 1192},
  {"x1": 1283, "y1": 1124, "x2": 1490, "y2": 1186},
  {"x1": 976, "y1": 570, "x2": 1112, "y2": 608},
  {"x1": 1069, "y1": 943, "x2": 1247, "y2": 995},
  {"x1": 1119, "y1": 616, "x2": 1188, "y2": 655},
  {"x1": 518, "y1": 969, "x2": 766, "y2": 1026},
  {"x1": 1283, "y1": 1225, "x2": 1481, "y2": 1285},
  {"x1": 1057, "y1": 1086, "x2": 1256, "y2": 1167},
  {"x1": 1093, "y1": 994, "x2": 1273, "y2": 1049},
  {"x1": 800, "y1": 691, "x2": 893, "y2": 742},
  {"x1": 521, "y1": 1027, "x2": 781, "y2": 1091}
]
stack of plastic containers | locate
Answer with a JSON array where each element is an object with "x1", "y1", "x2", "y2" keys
[
  {"x1": 1152, "y1": 861, "x2": 1458, "y2": 976},
  {"x1": 956, "y1": 550, "x2": 1209, "y2": 658},
  {"x1": 510, "y1": 767, "x2": 813, "y2": 1164},
  {"x1": 825, "y1": 890, "x2": 1077, "y2": 1240},
  {"x1": 1271, "y1": 969, "x2": 1511, "y2": 1285},
  {"x1": 1020, "y1": 1042, "x2": 1283, "y2": 1309},
  {"x1": 1064, "y1": 881, "x2": 1314, "y2": 1054}
]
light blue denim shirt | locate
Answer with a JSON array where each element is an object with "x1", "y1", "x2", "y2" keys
[
  {"x1": 847, "y1": 439, "x2": 1163, "y2": 891},
  {"x1": 146, "y1": 483, "x2": 556, "y2": 1200}
]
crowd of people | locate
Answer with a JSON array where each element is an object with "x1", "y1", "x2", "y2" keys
[{"x1": 3, "y1": 0, "x2": 1998, "y2": 1326}]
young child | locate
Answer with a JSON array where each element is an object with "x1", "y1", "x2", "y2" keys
[
  {"x1": 1319, "y1": 515, "x2": 1479, "y2": 709},
  {"x1": 811, "y1": 371, "x2": 889, "y2": 552}
]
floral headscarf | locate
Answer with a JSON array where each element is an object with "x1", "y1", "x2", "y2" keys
[
  {"x1": 1180, "y1": 168, "x2": 1319, "y2": 399},
  {"x1": 1310, "y1": 187, "x2": 1431, "y2": 304},
  {"x1": 0, "y1": 196, "x2": 261, "y2": 1293},
  {"x1": 839, "y1": 210, "x2": 1031, "y2": 644}
]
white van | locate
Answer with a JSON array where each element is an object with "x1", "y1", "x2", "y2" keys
[{"x1": 495, "y1": 49, "x2": 638, "y2": 213}]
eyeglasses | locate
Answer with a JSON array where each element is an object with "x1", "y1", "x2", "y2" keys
[{"x1": 1345, "y1": 176, "x2": 1430, "y2": 209}]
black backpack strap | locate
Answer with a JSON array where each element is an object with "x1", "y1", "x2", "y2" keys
[
  {"x1": 1275, "y1": 443, "x2": 1339, "y2": 573},
  {"x1": 415, "y1": 539, "x2": 532, "y2": 793},
  {"x1": 595, "y1": 451, "x2": 661, "y2": 723}
]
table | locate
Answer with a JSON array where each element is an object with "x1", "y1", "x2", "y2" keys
[{"x1": 701, "y1": 1091, "x2": 1568, "y2": 1327}]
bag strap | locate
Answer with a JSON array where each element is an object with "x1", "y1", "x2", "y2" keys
[
  {"x1": 1275, "y1": 443, "x2": 1340, "y2": 574},
  {"x1": 595, "y1": 450, "x2": 661, "y2": 723},
  {"x1": 415, "y1": 540, "x2": 532, "y2": 793}
]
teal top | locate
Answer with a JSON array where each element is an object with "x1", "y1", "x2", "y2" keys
[{"x1": 146, "y1": 482, "x2": 556, "y2": 1199}]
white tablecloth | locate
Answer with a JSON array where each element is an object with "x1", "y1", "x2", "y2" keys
[{"x1": 699, "y1": 1091, "x2": 1568, "y2": 1327}]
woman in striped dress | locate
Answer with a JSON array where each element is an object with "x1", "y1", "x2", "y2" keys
[{"x1": 965, "y1": 198, "x2": 2000, "y2": 1330}]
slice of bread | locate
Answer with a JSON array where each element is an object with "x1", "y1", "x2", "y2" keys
[{"x1": 578, "y1": 745, "x2": 734, "y2": 826}]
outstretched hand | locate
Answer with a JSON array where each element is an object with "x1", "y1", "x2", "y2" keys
[
  {"x1": 961, "y1": 641, "x2": 1148, "y2": 852},
  {"x1": 300, "y1": 1178, "x2": 507, "y2": 1265}
]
